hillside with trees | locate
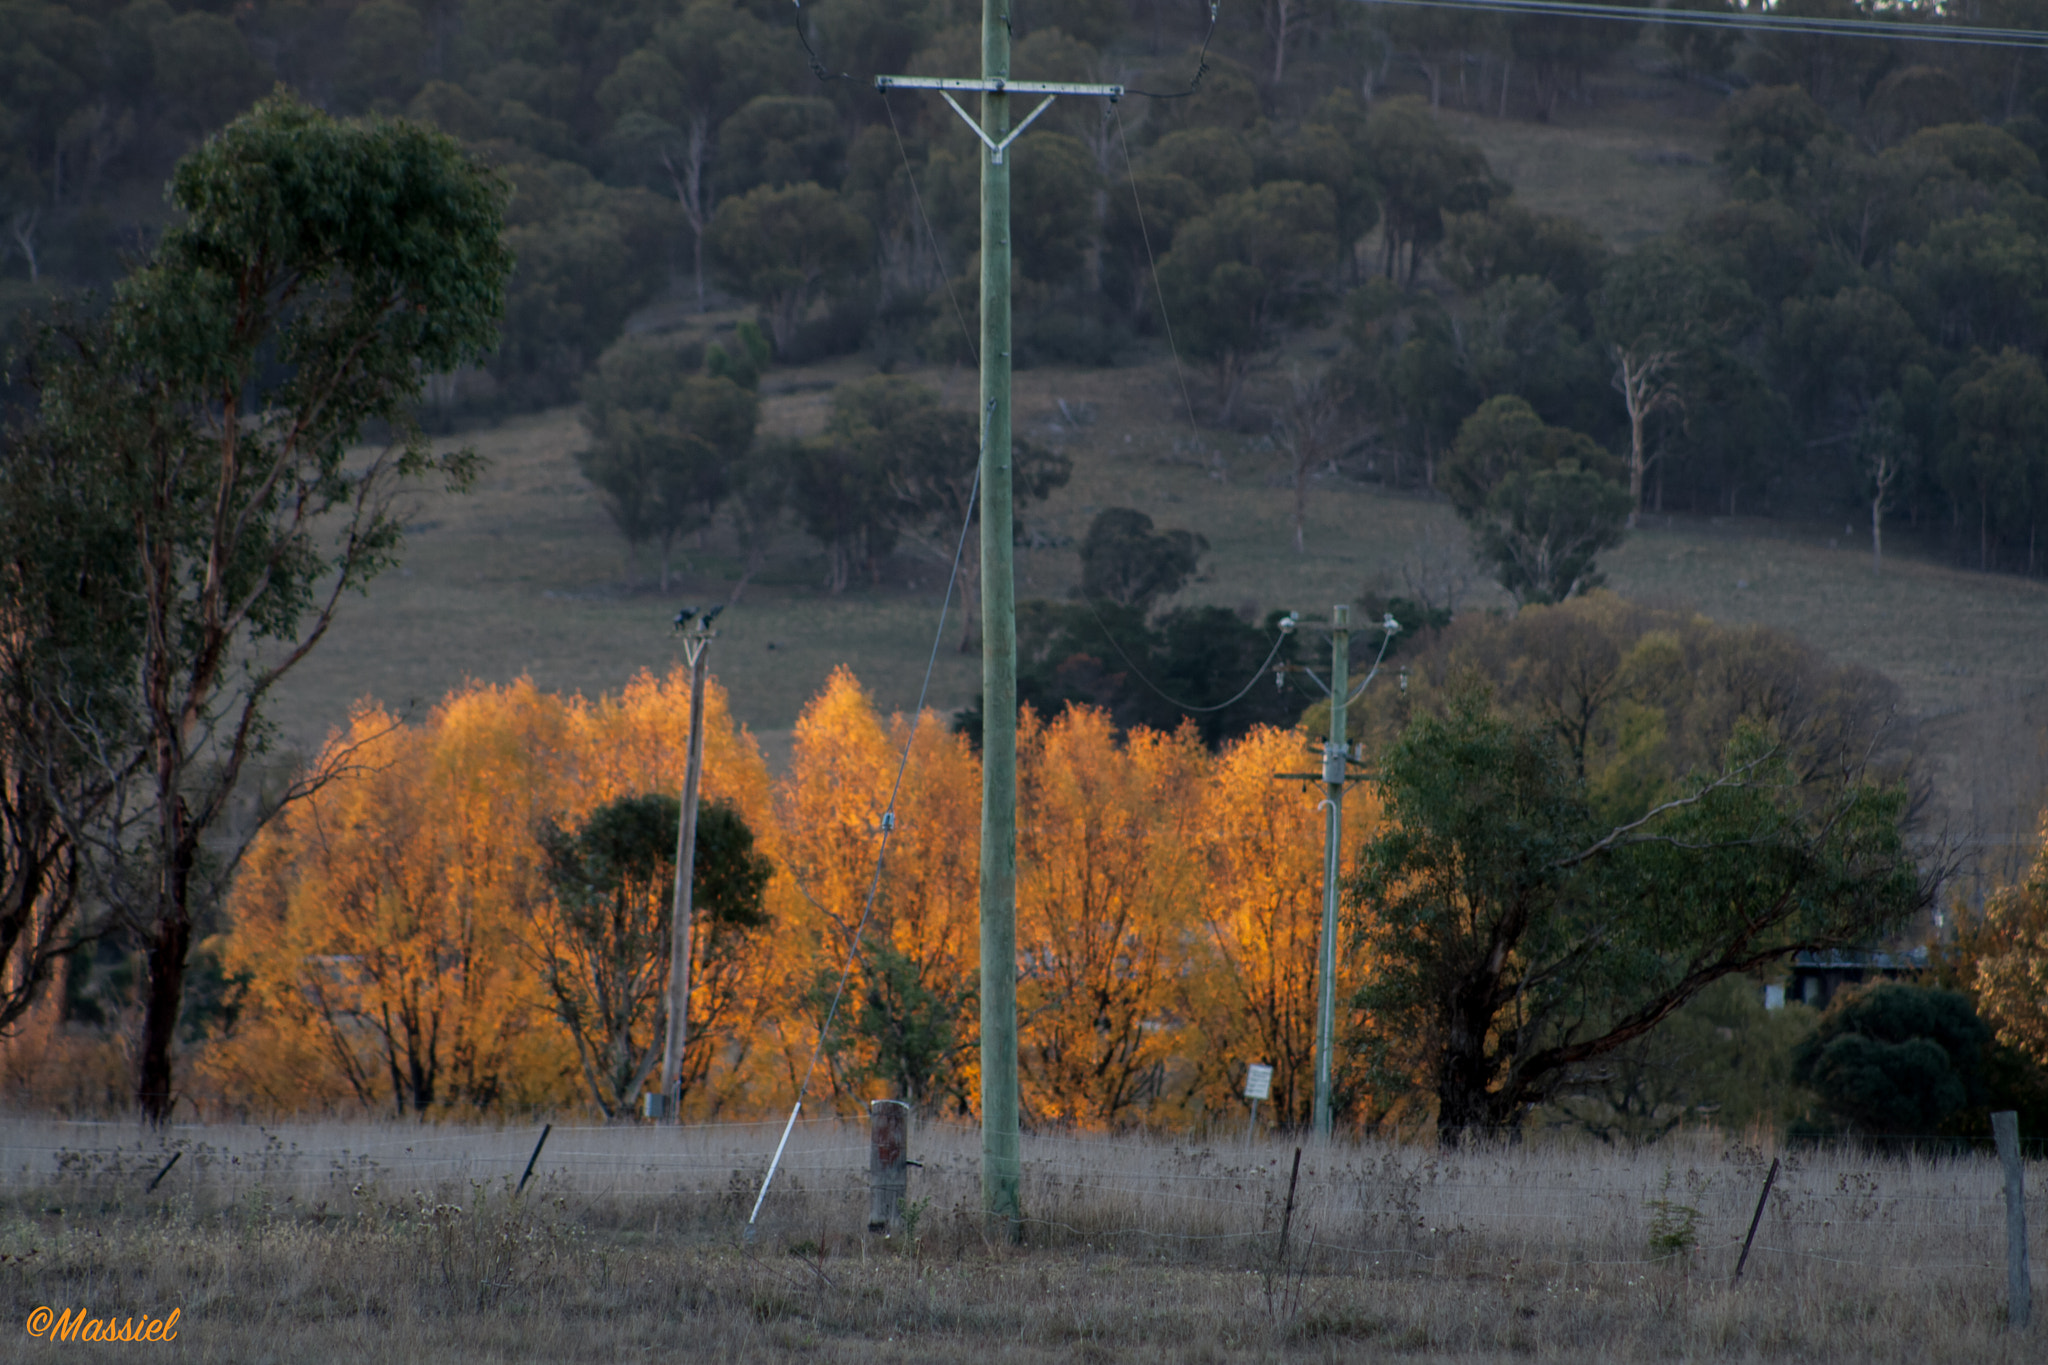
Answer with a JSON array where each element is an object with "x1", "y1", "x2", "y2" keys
[{"x1": 9, "y1": 2, "x2": 2048, "y2": 1136}]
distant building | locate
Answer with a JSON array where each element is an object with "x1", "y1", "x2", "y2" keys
[{"x1": 1786, "y1": 947, "x2": 1928, "y2": 1009}]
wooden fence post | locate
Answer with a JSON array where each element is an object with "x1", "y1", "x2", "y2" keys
[
  {"x1": 1732, "y1": 1156, "x2": 1780, "y2": 1287},
  {"x1": 869, "y1": 1100, "x2": 910, "y2": 1233},
  {"x1": 515, "y1": 1123, "x2": 551, "y2": 1196},
  {"x1": 1276, "y1": 1147, "x2": 1303, "y2": 1264},
  {"x1": 1993, "y1": 1111, "x2": 2031, "y2": 1331}
]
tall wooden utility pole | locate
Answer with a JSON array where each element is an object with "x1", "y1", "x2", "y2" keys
[
  {"x1": 658, "y1": 606, "x2": 719, "y2": 1124},
  {"x1": 876, "y1": 14, "x2": 1121, "y2": 1225}
]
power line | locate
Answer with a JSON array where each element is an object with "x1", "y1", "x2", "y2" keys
[
  {"x1": 1111, "y1": 104, "x2": 1203, "y2": 451},
  {"x1": 1352, "y1": 0, "x2": 2048, "y2": 51},
  {"x1": 1078, "y1": 595, "x2": 1296, "y2": 715}
]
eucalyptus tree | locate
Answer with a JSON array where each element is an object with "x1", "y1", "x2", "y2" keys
[{"x1": 6, "y1": 94, "x2": 510, "y2": 1121}]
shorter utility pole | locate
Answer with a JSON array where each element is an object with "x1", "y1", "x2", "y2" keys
[
  {"x1": 1311, "y1": 606, "x2": 1349, "y2": 1140},
  {"x1": 658, "y1": 605, "x2": 721, "y2": 1124},
  {"x1": 1274, "y1": 608, "x2": 1399, "y2": 1140}
]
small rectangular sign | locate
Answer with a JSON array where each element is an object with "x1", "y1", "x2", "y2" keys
[{"x1": 1243, "y1": 1064, "x2": 1273, "y2": 1102}]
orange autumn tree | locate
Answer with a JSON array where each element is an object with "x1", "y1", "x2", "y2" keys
[
  {"x1": 213, "y1": 701, "x2": 553, "y2": 1114},
  {"x1": 539, "y1": 669, "x2": 781, "y2": 1117},
  {"x1": 1180, "y1": 724, "x2": 1386, "y2": 1130},
  {"x1": 1016, "y1": 707, "x2": 1205, "y2": 1126},
  {"x1": 213, "y1": 668, "x2": 779, "y2": 1118},
  {"x1": 775, "y1": 667, "x2": 981, "y2": 1114}
]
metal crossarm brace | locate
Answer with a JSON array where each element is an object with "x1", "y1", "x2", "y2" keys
[{"x1": 874, "y1": 76, "x2": 1125, "y2": 165}]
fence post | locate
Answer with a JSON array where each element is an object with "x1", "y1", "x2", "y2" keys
[
  {"x1": 515, "y1": 1123, "x2": 551, "y2": 1196},
  {"x1": 1731, "y1": 1156, "x2": 1780, "y2": 1287},
  {"x1": 869, "y1": 1100, "x2": 910, "y2": 1233},
  {"x1": 145, "y1": 1150, "x2": 181, "y2": 1193},
  {"x1": 1993, "y1": 1111, "x2": 2031, "y2": 1331},
  {"x1": 1276, "y1": 1147, "x2": 1303, "y2": 1264}
]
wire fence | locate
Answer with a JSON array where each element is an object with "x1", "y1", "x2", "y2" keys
[{"x1": 4, "y1": 1113, "x2": 2039, "y2": 1290}]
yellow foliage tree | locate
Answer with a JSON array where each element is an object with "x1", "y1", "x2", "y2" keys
[
  {"x1": 1180, "y1": 724, "x2": 1386, "y2": 1130},
  {"x1": 773, "y1": 667, "x2": 981, "y2": 1114},
  {"x1": 212, "y1": 704, "x2": 549, "y2": 1115},
  {"x1": 1956, "y1": 810, "x2": 2048, "y2": 1068},
  {"x1": 210, "y1": 666, "x2": 779, "y2": 1119},
  {"x1": 1016, "y1": 707, "x2": 1204, "y2": 1125}
]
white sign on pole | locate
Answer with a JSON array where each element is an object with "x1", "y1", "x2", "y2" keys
[{"x1": 1243, "y1": 1064, "x2": 1274, "y2": 1102}]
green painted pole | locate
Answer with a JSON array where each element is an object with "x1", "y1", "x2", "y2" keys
[
  {"x1": 977, "y1": 0, "x2": 1021, "y2": 1227},
  {"x1": 1312, "y1": 605, "x2": 1349, "y2": 1140}
]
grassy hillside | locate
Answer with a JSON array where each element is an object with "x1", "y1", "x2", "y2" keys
[
  {"x1": 270, "y1": 345, "x2": 2048, "y2": 872},
  {"x1": 266, "y1": 87, "x2": 2048, "y2": 877}
]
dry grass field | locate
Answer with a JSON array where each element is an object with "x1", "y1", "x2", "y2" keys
[{"x1": 2, "y1": 1116, "x2": 2040, "y2": 1362}]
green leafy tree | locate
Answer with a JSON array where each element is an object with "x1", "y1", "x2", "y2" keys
[
  {"x1": 8, "y1": 94, "x2": 510, "y2": 1122},
  {"x1": 1155, "y1": 180, "x2": 1336, "y2": 422},
  {"x1": 1441, "y1": 197, "x2": 1611, "y2": 317},
  {"x1": 1352, "y1": 685, "x2": 1926, "y2": 1144},
  {"x1": 708, "y1": 182, "x2": 871, "y2": 357},
  {"x1": 151, "y1": 11, "x2": 270, "y2": 133},
  {"x1": 818, "y1": 935, "x2": 978, "y2": 1115},
  {"x1": 714, "y1": 96, "x2": 845, "y2": 197},
  {"x1": 1078, "y1": 507, "x2": 1207, "y2": 614},
  {"x1": 535, "y1": 794, "x2": 771, "y2": 1118},
  {"x1": 1715, "y1": 84, "x2": 1836, "y2": 190},
  {"x1": 1942, "y1": 346, "x2": 2048, "y2": 572},
  {"x1": 1596, "y1": 240, "x2": 1757, "y2": 524},
  {"x1": 577, "y1": 337, "x2": 759, "y2": 588},
  {"x1": 494, "y1": 154, "x2": 678, "y2": 402},
  {"x1": 868, "y1": 379, "x2": 1068, "y2": 648},
  {"x1": 1363, "y1": 97, "x2": 1497, "y2": 283},
  {"x1": 1793, "y1": 985, "x2": 1992, "y2": 1140},
  {"x1": 339, "y1": 0, "x2": 429, "y2": 112},
  {"x1": 1443, "y1": 396, "x2": 1629, "y2": 605}
]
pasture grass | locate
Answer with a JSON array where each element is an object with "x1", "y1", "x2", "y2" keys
[{"x1": 3, "y1": 1115, "x2": 2040, "y2": 1362}]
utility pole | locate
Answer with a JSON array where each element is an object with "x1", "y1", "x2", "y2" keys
[
  {"x1": 1273, "y1": 607, "x2": 1396, "y2": 1140},
  {"x1": 1311, "y1": 606, "x2": 1348, "y2": 1140},
  {"x1": 658, "y1": 605, "x2": 720, "y2": 1124},
  {"x1": 876, "y1": 15, "x2": 1121, "y2": 1226}
]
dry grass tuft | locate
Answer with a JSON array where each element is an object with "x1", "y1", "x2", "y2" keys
[{"x1": 3, "y1": 1116, "x2": 2040, "y2": 1361}]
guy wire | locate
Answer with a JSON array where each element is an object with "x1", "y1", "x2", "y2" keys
[
  {"x1": 745, "y1": 402, "x2": 988, "y2": 1231},
  {"x1": 884, "y1": 92, "x2": 978, "y2": 366},
  {"x1": 1113, "y1": 104, "x2": 1204, "y2": 450}
]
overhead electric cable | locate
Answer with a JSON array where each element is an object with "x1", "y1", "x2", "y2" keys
[
  {"x1": 1352, "y1": 0, "x2": 2048, "y2": 51},
  {"x1": 1079, "y1": 595, "x2": 1294, "y2": 715},
  {"x1": 1112, "y1": 104, "x2": 1204, "y2": 449}
]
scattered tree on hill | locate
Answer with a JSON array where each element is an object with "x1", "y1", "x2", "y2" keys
[
  {"x1": 708, "y1": 182, "x2": 871, "y2": 358},
  {"x1": 578, "y1": 337, "x2": 759, "y2": 589},
  {"x1": 1442, "y1": 395, "x2": 1630, "y2": 604},
  {"x1": 1362, "y1": 98, "x2": 1497, "y2": 283},
  {"x1": 1155, "y1": 181, "x2": 1337, "y2": 422},
  {"x1": 1941, "y1": 347, "x2": 2048, "y2": 573},
  {"x1": 1078, "y1": 507, "x2": 1207, "y2": 613},
  {"x1": 1274, "y1": 366, "x2": 1353, "y2": 554}
]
